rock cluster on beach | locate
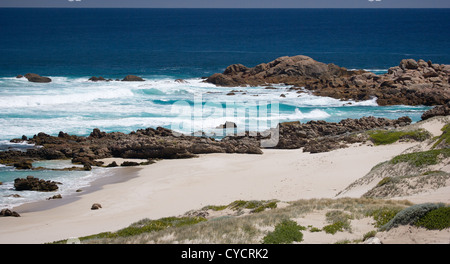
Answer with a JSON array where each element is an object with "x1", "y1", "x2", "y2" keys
[
  {"x1": 14, "y1": 176, "x2": 59, "y2": 192},
  {"x1": 205, "y1": 55, "x2": 450, "y2": 106},
  {"x1": 421, "y1": 102, "x2": 450, "y2": 121},
  {"x1": 0, "y1": 127, "x2": 262, "y2": 170},
  {"x1": 224, "y1": 116, "x2": 412, "y2": 153},
  {"x1": 0, "y1": 209, "x2": 20, "y2": 217},
  {"x1": 0, "y1": 116, "x2": 417, "y2": 170}
]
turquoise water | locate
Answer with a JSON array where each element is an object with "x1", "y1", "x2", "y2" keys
[{"x1": 0, "y1": 161, "x2": 116, "y2": 208}]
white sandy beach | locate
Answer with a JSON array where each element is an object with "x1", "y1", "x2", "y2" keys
[
  {"x1": 0, "y1": 141, "x2": 418, "y2": 244},
  {"x1": 1, "y1": 117, "x2": 449, "y2": 244}
]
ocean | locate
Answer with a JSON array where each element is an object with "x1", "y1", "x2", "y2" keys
[{"x1": 0, "y1": 8, "x2": 449, "y2": 208}]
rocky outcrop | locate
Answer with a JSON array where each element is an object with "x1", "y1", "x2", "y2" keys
[
  {"x1": 24, "y1": 73, "x2": 52, "y2": 83},
  {"x1": 224, "y1": 116, "x2": 412, "y2": 153},
  {"x1": 89, "y1": 76, "x2": 106, "y2": 82},
  {"x1": 0, "y1": 116, "x2": 417, "y2": 169},
  {"x1": 0, "y1": 126, "x2": 263, "y2": 169},
  {"x1": 205, "y1": 56, "x2": 450, "y2": 106},
  {"x1": 206, "y1": 55, "x2": 360, "y2": 87},
  {"x1": 421, "y1": 102, "x2": 450, "y2": 120},
  {"x1": 14, "y1": 176, "x2": 59, "y2": 192},
  {"x1": 122, "y1": 75, "x2": 144, "y2": 81},
  {"x1": 0, "y1": 209, "x2": 20, "y2": 217}
]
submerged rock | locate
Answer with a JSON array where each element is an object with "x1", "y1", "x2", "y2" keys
[
  {"x1": 122, "y1": 75, "x2": 144, "y2": 81},
  {"x1": 88, "y1": 76, "x2": 106, "y2": 82},
  {"x1": 24, "y1": 73, "x2": 52, "y2": 83}
]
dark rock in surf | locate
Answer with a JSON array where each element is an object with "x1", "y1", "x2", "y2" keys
[
  {"x1": 122, "y1": 75, "x2": 145, "y2": 81},
  {"x1": 89, "y1": 76, "x2": 106, "y2": 82},
  {"x1": 14, "y1": 176, "x2": 59, "y2": 192},
  {"x1": 24, "y1": 73, "x2": 52, "y2": 83}
]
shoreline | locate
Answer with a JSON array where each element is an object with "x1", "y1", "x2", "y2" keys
[
  {"x1": 0, "y1": 142, "x2": 419, "y2": 244},
  {"x1": 9, "y1": 166, "x2": 142, "y2": 214}
]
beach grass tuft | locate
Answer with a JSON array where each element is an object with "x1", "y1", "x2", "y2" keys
[{"x1": 368, "y1": 129, "x2": 430, "y2": 145}]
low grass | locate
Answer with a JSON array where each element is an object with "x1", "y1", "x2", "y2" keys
[
  {"x1": 226, "y1": 200, "x2": 278, "y2": 213},
  {"x1": 432, "y1": 124, "x2": 450, "y2": 149},
  {"x1": 57, "y1": 198, "x2": 414, "y2": 244},
  {"x1": 322, "y1": 210, "x2": 353, "y2": 234},
  {"x1": 390, "y1": 148, "x2": 450, "y2": 167},
  {"x1": 53, "y1": 216, "x2": 207, "y2": 243},
  {"x1": 368, "y1": 129, "x2": 430, "y2": 145}
]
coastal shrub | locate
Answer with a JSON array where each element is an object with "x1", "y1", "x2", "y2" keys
[
  {"x1": 390, "y1": 148, "x2": 450, "y2": 167},
  {"x1": 422, "y1": 170, "x2": 444, "y2": 175},
  {"x1": 376, "y1": 177, "x2": 393, "y2": 187},
  {"x1": 362, "y1": 230, "x2": 377, "y2": 241},
  {"x1": 322, "y1": 210, "x2": 352, "y2": 234},
  {"x1": 323, "y1": 221, "x2": 349, "y2": 235},
  {"x1": 228, "y1": 200, "x2": 278, "y2": 213},
  {"x1": 202, "y1": 205, "x2": 228, "y2": 211},
  {"x1": 252, "y1": 201, "x2": 278, "y2": 213},
  {"x1": 309, "y1": 226, "x2": 322, "y2": 232},
  {"x1": 262, "y1": 220, "x2": 304, "y2": 244},
  {"x1": 380, "y1": 203, "x2": 445, "y2": 231},
  {"x1": 368, "y1": 129, "x2": 430, "y2": 145},
  {"x1": 432, "y1": 124, "x2": 450, "y2": 149},
  {"x1": 415, "y1": 207, "x2": 450, "y2": 230},
  {"x1": 366, "y1": 207, "x2": 403, "y2": 228}
]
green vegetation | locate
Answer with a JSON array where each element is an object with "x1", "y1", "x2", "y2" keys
[
  {"x1": 228, "y1": 200, "x2": 278, "y2": 213},
  {"x1": 202, "y1": 205, "x2": 228, "y2": 211},
  {"x1": 422, "y1": 170, "x2": 444, "y2": 175},
  {"x1": 390, "y1": 148, "x2": 450, "y2": 167},
  {"x1": 55, "y1": 216, "x2": 206, "y2": 243},
  {"x1": 368, "y1": 129, "x2": 430, "y2": 145},
  {"x1": 323, "y1": 221, "x2": 347, "y2": 235},
  {"x1": 262, "y1": 220, "x2": 304, "y2": 244},
  {"x1": 309, "y1": 226, "x2": 322, "y2": 232},
  {"x1": 366, "y1": 207, "x2": 403, "y2": 228},
  {"x1": 415, "y1": 206, "x2": 450, "y2": 230},
  {"x1": 363, "y1": 230, "x2": 377, "y2": 241},
  {"x1": 432, "y1": 124, "x2": 450, "y2": 149},
  {"x1": 323, "y1": 210, "x2": 353, "y2": 234},
  {"x1": 376, "y1": 177, "x2": 393, "y2": 187},
  {"x1": 55, "y1": 198, "x2": 414, "y2": 244},
  {"x1": 380, "y1": 203, "x2": 445, "y2": 231}
]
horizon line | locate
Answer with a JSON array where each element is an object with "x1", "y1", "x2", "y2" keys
[{"x1": 1, "y1": 7, "x2": 449, "y2": 9}]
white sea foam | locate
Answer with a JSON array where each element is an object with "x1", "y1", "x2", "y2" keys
[
  {"x1": 0, "y1": 75, "x2": 429, "y2": 141},
  {"x1": 285, "y1": 108, "x2": 331, "y2": 120}
]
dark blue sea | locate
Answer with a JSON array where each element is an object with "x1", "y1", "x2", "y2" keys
[
  {"x1": 0, "y1": 8, "x2": 449, "y2": 208},
  {"x1": 1, "y1": 8, "x2": 449, "y2": 77}
]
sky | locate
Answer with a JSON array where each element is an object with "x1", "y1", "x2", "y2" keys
[{"x1": 1, "y1": 0, "x2": 449, "y2": 8}]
